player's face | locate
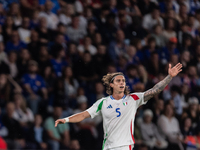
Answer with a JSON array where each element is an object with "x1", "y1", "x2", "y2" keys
[{"x1": 110, "y1": 75, "x2": 126, "y2": 93}]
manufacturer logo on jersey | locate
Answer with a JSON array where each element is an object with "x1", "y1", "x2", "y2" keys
[{"x1": 107, "y1": 104, "x2": 113, "y2": 109}]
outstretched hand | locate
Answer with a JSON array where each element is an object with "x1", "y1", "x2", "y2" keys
[
  {"x1": 55, "y1": 119, "x2": 66, "y2": 127},
  {"x1": 168, "y1": 63, "x2": 182, "y2": 78}
]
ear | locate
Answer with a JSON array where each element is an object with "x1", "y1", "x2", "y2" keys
[{"x1": 110, "y1": 83, "x2": 113, "y2": 88}]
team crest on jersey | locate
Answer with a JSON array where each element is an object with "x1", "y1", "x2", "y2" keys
[{"x1": 122, "y1": 99, "x2": 128, "y2": 106}]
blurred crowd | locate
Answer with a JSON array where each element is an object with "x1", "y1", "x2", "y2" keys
[{"x1": 0, "y1": 0, "x2": 199, "y2": 150}]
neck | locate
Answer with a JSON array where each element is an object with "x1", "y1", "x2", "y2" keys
[
  {"x1": 35, "y1": 124, "x2": 40, "y2": 128},
  {"x1": 112, "y1": 92, "x2": 125, "y2": 100},
  {"x1": 184, "y1": 126, "x2": 189, "y2": 131}
]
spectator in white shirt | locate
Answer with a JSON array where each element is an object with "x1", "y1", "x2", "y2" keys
[
  {"x1": 67, "y1": 14, "x2": 87, "y2": 43},
  {"x1": 59, "y1": 4, "x2": 74, "y2": 26},
  {"x1": 157, "y1": 103, "x2": 184, "y2": 150},
  {"x1": 0, "y1": 42, "x2": 8, "y2": 63},
  {"x1": 162, "y1": 18, "x2": 177, "y2": 42},
  {"x1": 8, "y1": 3, "x2": 22, "y2": 27},
  {"x1": 38, "y1": 1, "x2": 59, "y2": 30},
  {"x1": 13, "y1": 93, "x2": 34, "y2": 127},
  {"x1": 77, "y1": 36, "x2": 97, "y2": 56},
  {"x1": 6, "y1": 51, "x2": 18, "y2": 78},
  {"x1": 18, "y1": 17, "x2": 31, "y2": 44},
  {"x1": 142, "y1": 6, "x2": 164, "y2": 31},
  {"x1": 140, "y1": 109, "x2": 168, "y2": 150}
]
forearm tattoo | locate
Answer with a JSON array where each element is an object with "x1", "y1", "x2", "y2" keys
[{"x1": 144, "y1": 75, "x2": 172, "y2": 102}]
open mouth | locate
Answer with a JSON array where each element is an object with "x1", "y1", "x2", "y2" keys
[{"x1": 120, "y1": 86, "x2": 124, "y2": 89}]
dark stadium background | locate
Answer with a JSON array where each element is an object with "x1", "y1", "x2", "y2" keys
[{"x1": 0, "y1": 0, "x2": 199, "y2": 150}]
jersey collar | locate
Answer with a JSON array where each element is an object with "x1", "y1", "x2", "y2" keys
[{"x1": 110, "y1": 95, "x2": 126, "y2": 100}]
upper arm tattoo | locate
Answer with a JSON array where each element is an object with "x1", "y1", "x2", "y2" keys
[{"x1": 144, "y1": 75, "x2": 172, "y2": 102}]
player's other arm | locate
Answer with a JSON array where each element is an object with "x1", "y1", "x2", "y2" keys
[
  {"x1": 144, "y1": 63, "x2": 182, "y2": 102},
  {"x1": 55, "y1": 111, "x2": 90, "y2": 127}
]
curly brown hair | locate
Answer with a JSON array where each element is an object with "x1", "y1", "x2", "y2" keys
[{"x1": 102, "y1": 72, "x2": 130, "y2": 95}]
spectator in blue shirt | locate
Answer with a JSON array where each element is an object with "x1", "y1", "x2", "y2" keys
[
  {"x1": 39, "y1": 0, "x2": 60, "y2": 14},
  {"x1": 5, "y1": 30, "x2": 26, "y2": 53},
  {"x1": 50, "y1": 44, "x2": 68, "y2": 77},
  {"x1": 0, "y1": 0, "x2": 19, "y2": 10},
  {"x1": 21, "y1": 60, "x2": 48, "y2": 114},
  {"x1": 125, "y1": 64, "x2": 140, "y2": 92},
  {"x1": 159, "y1": 37, "x2": 179, "y2": 65}
]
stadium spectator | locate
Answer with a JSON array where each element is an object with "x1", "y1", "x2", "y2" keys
[
  {"x1": 142, "y1": 6, "x2": 164, "y2": 31},
  {"x1": 0, "y1": 1, "x2": 199, "y2": 150},
  {"x1": 13, "y1": 93, "x2": 34, "y2": 127},
  {"x1": 140, "y1": 109, "x2": 168, "y2": 150},
  {"x1": 38, "y1": 1, "x2": 59, "y2": 30},
  {"x1": 0, "y1": 74, "x2": 22, "y2": 110},
  {"x1": 26, "y1": 114, "x2": 48, "y2": 149},
  {"x1": 18, "y1": 17, "x2": 31, "y2": 44},
  {"x1": 108, "y1": 29, "x2": 128, "y2": 62},
  {"x1": 73, "y1": 95, "x2": 97, "y2": 149},
  {"x1": 77, "y1": 36, "x2": 97, "y2": 56},
  {"x1": 6, "y1": 51, "x2": 18, "y2": 78},
  {"x1": 152, "y1": 99, "x2": 164, "y2": 124},
  {"x1": 69, "y1": 139, "x2": 81, "y2": 150},
  {"x1": 157, "y1": 103, "x2": 184, "y2": 150},
  {"x1": 74, "y1": 51, "x2": 98, "y2": 84},
  {"x1": 126, "y1": 45, "x2": 138, "y2": 64},
  {"x1": 162, "y1": 18, "x2": 177, "y2": 42},
  {"x1": 67, "y1": 14, "x2": 87, "y2": 43},
  {"x1": 35, "y1": 17, "x2": 51, "y2": 44},
  {"x1": 63, "y1": 66, "x2": 79, "y2": 106},
  {"x1": 182, "y1": 97, "x2": 199, "y2": 129},
  {"x1": 27, "y1": 30, "x2": 40, "y2": 60},
  {"x1": 44, "y1": 106, "x2": 70, "y2": 150},
  {"x1": 125, "y1": 64, "x2": 140, "y2": 92},
  {"x1": 21, "y1": 60, "x2": 47, "y2": 114},
  {"x1": 100, "y1": 13, "x2": 117, "y2": 44},
  {"x1": 37, "y1": 45, "x2": 51, "y2": 74},
  {"x1": 7, "y1": 3, "x2": 22, "y2": 27},
  {"x1": 2, "y1": 102, "x2": 25, "y2": 149},
  {"x1": 143, "y1": 36, "x2": 159, "y2": 60},
  {"x1": 2, "y1": 16, "x2": 15, "y2": 43},
  {"x1": 16, "y1": 49, "x2": 30, "y2": 78},
  {"x1": 137, "y1": 64, "x2": 148, "y2": 85},
  {"x1": 0, "y1": 42, "x2": 8, "y2": 63},
  {"x1": 151, "y1": 24, "x2": 167, "y2": 48},
  {"x1": 59, "y1": 4, "x2": 73, "y2": 26},
  {"x1": 5, "y1": 30, "x2": 26, "y2": 53},
  {"x1": 93, "y1": 44, "x2": 111, "y2": 77},
  {"x1": 159, "y1": 37, "x2": 179, "y2": 65},
  {"x1": 0, "y1": 108, "x2": 8, "y2": 138},
  {"x1": 50, "y1": 44, "x2": 68, "y2": 77}
]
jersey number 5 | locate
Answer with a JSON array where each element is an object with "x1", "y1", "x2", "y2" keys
[{"x1": 116, "y1": 108, "x2": 121, "y2": 117}]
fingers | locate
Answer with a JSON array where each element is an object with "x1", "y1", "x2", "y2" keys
[
  {"x1": 174, "y1": 63, "x2": 182, "y2": 68},
  {"x1": 169, "y1": 63, "x2": 171, "y2": 69},
  {"x1": 55, "y1": 121, "x2": 58, "y2": 127},
  {"x1": 176, "y1": 63, "x2": 182, "y2": 69},
  {"x1": 178, "y1": 69, "x2": 182, "y2": 73}
]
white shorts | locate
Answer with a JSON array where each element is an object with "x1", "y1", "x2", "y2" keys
[{"x1": 107, "y1": 145, "x2": 134, "y2": 150}]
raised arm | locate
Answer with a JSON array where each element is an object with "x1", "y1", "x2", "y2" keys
[
  {"x1": 144, "y1": 63, "x2": 182, "y2": 102},
  {"x1": 55, "y1": 111, "x2": 91, "y2": 127}
]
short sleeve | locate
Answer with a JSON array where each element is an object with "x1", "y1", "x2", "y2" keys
[
  {"x1": 44, "y1": 118, "x2": 54, "y2": 131},
  {"x1": 86, "y1": 98, "x2": 104, "y2": 119},
  {"x1": 21, "y1": 74, "x2": 29, "y2": 84},
  {"x1": 129, "y1": 92, "x2": 147, "y2": 108},
  {"x1": 39, "y1": 76, "x2": 46, "y2": 88},
  {"x1": 58, "y1": 123, "x2": 69, "y2": 133}
]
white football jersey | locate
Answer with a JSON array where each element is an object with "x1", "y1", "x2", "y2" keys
[{"x1": 86, "y1": 92, "x2": 147, "y2": 150}]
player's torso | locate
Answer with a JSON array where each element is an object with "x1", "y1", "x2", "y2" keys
[{"x1": 101, "y1": 95, "x2": 137, "y2": 148}]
